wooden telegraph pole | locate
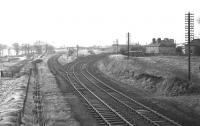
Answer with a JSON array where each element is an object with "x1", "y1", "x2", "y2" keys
[
  {"x1": 76, "y1": 45, "x2": 79, "y2": 58},
  {"x1": 185, "y1": 12, "x2": 194, "y2": 81},
  {"x1": 116, "y1": 39, "x2": 119, "y2": 54},
  {"x1": 127, "y1": 32, "x2": 130, "y2": 60}
]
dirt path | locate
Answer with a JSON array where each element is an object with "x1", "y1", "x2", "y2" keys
[
  {"x1": 38, "y1": 56, "x2": 79, "y2": 126},
  {"x1": 22, "y1": 55, "x2": 80, "y2": 126}
]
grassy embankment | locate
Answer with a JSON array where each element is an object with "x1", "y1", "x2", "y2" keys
[{"x1": 97, "y1": 54, "x2": 200, "y2": 125}]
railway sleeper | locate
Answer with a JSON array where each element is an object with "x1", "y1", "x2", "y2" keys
[
  {"x1": 105, "y1": 117, "x2": 122, "y2": 121},
  {"x1": 93, "y1": 105, "x2": 108, "y2": 108},
  {"x1": 92, "y1": 103, "x2": 106, "y2": 107},
  {"x1": 96, "y1": 122, "x2": 108, "y2": 126},
  {"x1": 143, "y1": 112, "x2": 163, "y2": 119},
  {"x1": 140, "y1": 112, "x2": 165, "y2": 121},
  {"x1": 95, "y1": 117, "x2": 105, "y2": 121},
  {"x1": 76, "y1": 87, "x2": 86, "y2": 90},
  {"x1": 147, "y1": 116, "x2": 164, "y2": 122},
  {"x1": 99, "y1": 109, "x2": 114, "y2": 112},
  {"x1": 92, "y1": 114, "x2": 103, "y2": 119},
  {"x1": 136, "y1": 109, "x2": 150, "y2": 115},
  {"x1": 129, "y1": 105, "x2": 145, "y2": 110},
  {"x1": 102, "y1": 114, "x2": 119, "y2": 118},
  {"x1": 96, "y1": 109, "x2": 111, "y2": 113},
  {"x1": 97, "y1": 120, "x2": 108, "y2": 125},
  {"x1": 99, "y1": 112, "x2": 116, "y2": 116},
  {"x1": 91, "y1": 114, "x2": 101, "y2": 118},
  {"x1": 101, "y1": 113, "x2": 117, "y2": 116},
  {"x1": 103, "y1": 116, "x2": 120, "y2": 120},
  {"x1": 92, "y1": 104, "x2": 105, "y2": 107},
  {"x1": 155, "y1": 121, "x2": 175, "y2": 126},
  {"x1": 143, "y1": 112, "x2": 162, "y2": 117},
  {"x1": 109, "y1": 121, "x2": 128, "y2": 125}
]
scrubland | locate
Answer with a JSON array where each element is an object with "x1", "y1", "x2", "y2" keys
[{"x1": 0, "y1": 56, "x2": 31, "y2": 126}]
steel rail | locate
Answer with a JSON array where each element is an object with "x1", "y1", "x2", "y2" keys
[
  {"x1": 69, "y1": 62, "x2": 134, "y2": 126},
  {"x1": 48, "y1": 56, "x2": 133, "y2": 126},
  {"x1": 82, "y1": 61, "x2": 182, "y2": 126}
]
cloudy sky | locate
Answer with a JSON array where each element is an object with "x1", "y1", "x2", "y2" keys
[{"x1": 0, "y1": 0, "x2": 200, "y2": 47}]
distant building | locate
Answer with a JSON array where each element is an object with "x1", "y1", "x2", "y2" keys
[
  {"x1": 112, "y1": 44, "x2": 145, "y2": 56},
  {"x1": 185, "y1": 39, "x2": 200, "y2": 56},
  {"x1": 1, "y1": 48, "x2": 16, "y2": 56},
  {"x1": 112, "y1": 44, "x2": 134, "y2": 53},
  {"x1": 146, "y1": 38, "x2": 176, "y2": 54}
]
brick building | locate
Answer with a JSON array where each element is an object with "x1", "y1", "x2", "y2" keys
[{"x1": 146, "y1": 38, "x2": 176, "y2": 54}]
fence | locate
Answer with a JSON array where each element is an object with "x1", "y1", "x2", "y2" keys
[{"x1": 17, "y1": 68, "x2": 32, "y2": 126}]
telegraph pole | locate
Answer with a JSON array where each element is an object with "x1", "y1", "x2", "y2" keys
[
  {"x1": 45, "y1": 43, "x2": 48, "y2": 53},
  {"x1": 185, "y1": 12, "x2": 194, "y2": 81},
  {"x1": 76, "y1": 45, "x2": 79, "y2": 58},
  {"x1": 127, "y1": 32, "x2": 130, "y2": 60},
  {"x1": 116, "y1": 39, "x2": 119, "y2": 54}
]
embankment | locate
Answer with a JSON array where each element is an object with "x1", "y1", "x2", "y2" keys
[
  {"x1": 96, "y1": 54, "x2": 200, "y2": 125},
  {"x1": 98, "y1": 54, "x2": 191, "y2": 96}
]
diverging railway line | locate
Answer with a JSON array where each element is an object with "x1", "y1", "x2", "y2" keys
[{"x1": 48, "y1": 54, "x2": 182, "y2": 126}]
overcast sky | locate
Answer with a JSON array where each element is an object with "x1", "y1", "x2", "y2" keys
[{"x1": 0, "y1": 0, "x2": 200, "y2": 47}]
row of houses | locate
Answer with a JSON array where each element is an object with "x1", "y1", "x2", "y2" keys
[{"x1": 113, "y1": 38, "x2": 200, "y2": 56}]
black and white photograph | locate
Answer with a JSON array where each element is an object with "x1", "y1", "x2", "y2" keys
[{"x1": 0, "y1": 0, "x2": 200, "y2": 126}]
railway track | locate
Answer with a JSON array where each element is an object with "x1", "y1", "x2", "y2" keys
[
  {"x1": 48, "y1": 54, "x2": 182, "y2": 126},
  {"x1": 48, "y1": 55, "x2": 133, "y2": 126},
  {"x1": 80, "y1": 61, "x2": 182, "y2": 126}
]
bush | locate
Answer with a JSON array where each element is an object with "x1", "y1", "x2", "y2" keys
[
  {"x1": 119, "y1": 48, "x2": 127, "y2": 55},
  {"x1": 176, "y1": 46, "x2": 183, "y2": 55}
]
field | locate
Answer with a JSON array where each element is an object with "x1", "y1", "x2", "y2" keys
[{"x1": 132, "y1": 56, "x2": 200, "y2": 84}]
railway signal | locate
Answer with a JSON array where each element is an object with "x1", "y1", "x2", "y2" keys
[{"x1": 185, "y1": 12, "x2": 194, "y2": 81}]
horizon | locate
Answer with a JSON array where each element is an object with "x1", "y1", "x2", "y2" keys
[{"x1": 0, "y1": 0, "x2": 200, "y2": 47}]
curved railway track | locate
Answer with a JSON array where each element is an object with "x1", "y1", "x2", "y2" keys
[
  {"x1": 48, "y1": 55, "x2": 133, "y2": 126},
  {"x1": 48, "y1": 54, "x2": 182, "y2": 126}
]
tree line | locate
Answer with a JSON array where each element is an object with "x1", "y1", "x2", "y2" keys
[{"x1": 0, "y1": 41, "x2": 55, "y2": 56}]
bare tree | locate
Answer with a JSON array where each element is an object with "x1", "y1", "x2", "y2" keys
[
  {"x1": 29, "y1": 44, "x2": 35, "y2": 54},
  {"x1": 12, "y1": 43, "x2": 20, "y2": 55},
  {"x1": 21, "y1": 43, "x2": 31, "y2": 55},
  {"x1": 33, "y1": 41, "x2": 43, "y2": 54},
  {"x1": 46, "y1": 44, "x2": 55, "y2": 53},
  {"x1": 25, "y1": 44, "x2": 31, "y2": 54},
  {"x1": 197, "y1": 18, "x2": 200, "y2": 24},
  {"x1": 0, "y1": 44, "x2": 7, "y2": 56},
  {"x1": 20, "y1": 44, "x2": 26, "y2": 55}
]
